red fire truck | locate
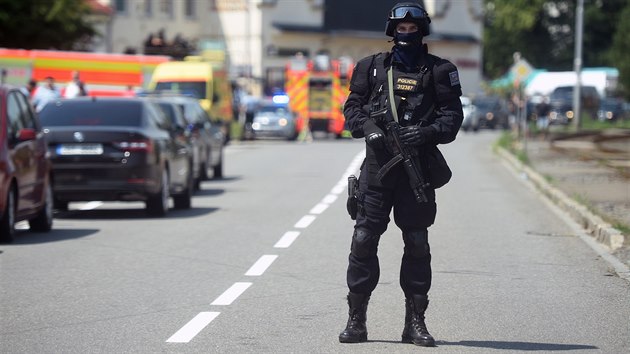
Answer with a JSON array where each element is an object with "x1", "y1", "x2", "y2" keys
[{"x1": 285, "y1": 54, "x2": 354, "y2": 138}]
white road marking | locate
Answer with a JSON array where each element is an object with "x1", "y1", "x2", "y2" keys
[
  {"x1": 79, "y1": 201, "x2": 103, "y2": 210},
  {"x1": 322, "y1": 194, "x2": 338, "y2": 204},
  {"x1": 309, "y1": 203, "x2": 329, "y2": 214},
  {"x1": 330, "y1": 184, "x2": 345, "y2": 195},
  {"x1": 294, "y1": 215, "x2": 316, "y2": 228},
  {"x1": 245, "y1": 255, "x2": 278, "y2": 276},
  {"x1": 274, "y1": 231, "x2": 300, "y2": 248},
  {"x1": 211, "y1": 282, "x2": 252, "y2": 305},
  {"x1": 166, "y1": 312, "x2": 220, "y2": 343}
]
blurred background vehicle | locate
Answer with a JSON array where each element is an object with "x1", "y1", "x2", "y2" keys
[
  {"x1": 251, "y1": 94, "x2": 299, "y2": 140},
  {"x1": 548, "y1": 85, "x2": 601, "y2": 125},
  {"x1": 1, "y1": 85, "x2": 53, "y2": 242},
  {"x1": 38, "y1": 97, "x2": 194, "y2": 216},
  {"x1": 157, "y1": 95, "x2": 225, "y2": 180},
  {"x1": 597, "y1": 97, "x2": 625, "y2": 122},
  {"x1": 459, "y1": 95, "x2": 479, "y2": 132},
  {"x1": 471, "y1": 95, "x2": 510, "y2": 130}
]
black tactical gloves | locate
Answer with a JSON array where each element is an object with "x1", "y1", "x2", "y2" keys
[
  {"x1": 399, "y1": 125, "x2": 429, "y2": 147},
  {"x1": 363, "y1": 119, "x2": 385, "y2": 149}
]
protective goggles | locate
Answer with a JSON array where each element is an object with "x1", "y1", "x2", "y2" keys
[{"x1": 389, "y1": 6, "x2": 427, "y2": 20}]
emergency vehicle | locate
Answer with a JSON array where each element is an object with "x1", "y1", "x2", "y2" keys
[
  {"x1": 284, "y1": 54, "x2": 354, "y2": 138},
  {"x1": 0, "y1": 48, "x2": 170, "y2": 96}
]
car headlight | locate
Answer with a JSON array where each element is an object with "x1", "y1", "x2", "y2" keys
[
  {"x1": 606, "y1": 111, "x2": 613, "y2": 120},
  {"x1": 278, "y1": 118, "x2": 288, "y2": 127},
  {"x1": 486, "y1": 112, "x2": 494, "y2": 120},
  {"x1": 252, "y1": 122, "x2": 261, "y2": 129},
  {"x1": 566, "y1": 111, "x2": 574, "y2": 119}
]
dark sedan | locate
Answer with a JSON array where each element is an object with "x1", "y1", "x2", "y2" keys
[
  {"x1": 38, "y1": 97, "x2": 194, "y2": 216},
  {"x1": 472, "y1": 96, "x2": 510, "y2": 130},
  {"x1": 1, "y1": 85, "x2": 53, "y2": 242}
]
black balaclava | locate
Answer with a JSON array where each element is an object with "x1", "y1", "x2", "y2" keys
[{"x1": 392, "y1": 30, "x2": 423, "y2": 71}]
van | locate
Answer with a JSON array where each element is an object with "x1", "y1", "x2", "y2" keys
[
  {"x1": 148, "y1": 58, "x2": 234, "y2": 141},
  {"x1": 549, "y1": 85, "x2": 600, "y2": 124}
]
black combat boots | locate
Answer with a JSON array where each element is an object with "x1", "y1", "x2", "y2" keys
[
  {"x1": 338, "y1": 292, "x2": 370, "y2": 343},
  {"x1": 401, "y1": 294, "x2": 435, "y2": 346}
]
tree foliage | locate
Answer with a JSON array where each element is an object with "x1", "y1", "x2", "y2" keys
[
  {"x1": 610, "y1": 3, "x2": 630, "y2": 97},
  {"x1": 0, "y1": 0, "x2": 97, "y2": 50},
  {"x1": 483, "y1": 0, "x2": 627, "y2": 81}
]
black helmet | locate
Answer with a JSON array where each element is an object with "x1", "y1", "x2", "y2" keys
[{"x1": 385, "y1": 2, "x2": 431, "y2": 37}]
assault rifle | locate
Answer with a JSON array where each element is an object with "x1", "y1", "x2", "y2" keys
[{"x1": 370, "y1": 107, "x2": 430, "y2": 203}]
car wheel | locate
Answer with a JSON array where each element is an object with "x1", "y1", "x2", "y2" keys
[
  {"x1": 29, "y1": 182, "x2": 53, "y2": 232},
  {"x1": 0, "y1": 187, "x2": 17, "y2": 243},
  {"x1": 199, "y1": 161, "x2": 209, "y2": 181},
  {"x1": 213, "y1": 150, "x2": 223, "y2": 179},
  {"x1": 173, "y1": 165, "x2": 193, "y2": 210},
  {"x1": 146, "y1": 168, "x2": 169, "y2": 217}
]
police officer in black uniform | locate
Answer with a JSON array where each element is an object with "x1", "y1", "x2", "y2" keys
[{"x1": 339, "y1": 2, "x2": 463, "y2": 347}]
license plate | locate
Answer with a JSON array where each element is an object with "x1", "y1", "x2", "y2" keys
[{"x1": 57, "y1": 144, "x2": 104, "y2": 155}]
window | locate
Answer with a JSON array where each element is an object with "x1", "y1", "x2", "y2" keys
[
  {"x1": 184, "y1": 0, "x2": 195, "y2": 18},
  {"x1": 7, "y1": 93, "x2": 24, "y2": 139},
  {"x1": 144, "y1": 0, "x2": 152, "y2": 17},
  {"x1": 159, "y1": 0, "x2": 173, "y2": 18},
  {"x1": 115, "y1": 0, "x2": 127, "y2": 14}
]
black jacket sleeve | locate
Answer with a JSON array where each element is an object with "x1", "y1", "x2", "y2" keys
[
  {"x1": 343, "y1": 55, "x2": 375, "y2": 139},
  {"x1": 424, "y1": 58, "x2": 464, "y2": 145}
]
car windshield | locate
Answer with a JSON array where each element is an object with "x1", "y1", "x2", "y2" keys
[
  {"x1": 39, "y1": 101, "x2": 143, "y2": 127},
  {"x1": 258, "y1": 105, "x2": 289, "y2": 115},
  {"x1": 154, "y1": 81, "x2": 206, "y2": 99},
  {"x1": 473, "y1": 98, "x2": 499, "y2": 110}
]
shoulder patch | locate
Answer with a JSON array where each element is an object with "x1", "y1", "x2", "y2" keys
[{"x1": 449, "y1": 71, "x2": 460, "y2": 87}]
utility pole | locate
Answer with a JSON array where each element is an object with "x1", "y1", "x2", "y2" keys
[{"x1": 573, "y1": 0, "x2": 584, "y2": 131}]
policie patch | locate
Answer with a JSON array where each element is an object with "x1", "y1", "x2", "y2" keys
[
  {"x1": 395, "y1": 77, "x2": 419, "y2": 92},
  {"x1": 449, "y1": 71, "x2": 460, "y2": 87}
]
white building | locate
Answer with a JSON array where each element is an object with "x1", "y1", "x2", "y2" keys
[{"x1": 94, "y1": 0, "x2": 483, "y2": 95}]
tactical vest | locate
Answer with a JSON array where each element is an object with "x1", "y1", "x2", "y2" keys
[{"x1": 367, "y1": 52, "x2": 438, "y2": 127}]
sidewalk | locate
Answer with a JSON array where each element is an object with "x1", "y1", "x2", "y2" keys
[{"x1": 498, "y1": 129, "x2": 630, "y2": 270}]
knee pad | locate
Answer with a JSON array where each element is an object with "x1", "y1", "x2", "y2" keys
[
  {"x1": 351, "y1": 229, "x2": 379, "y2": 259},
  {"x1": 403, "y1": 230, "x2": 430, "y2": 258}
]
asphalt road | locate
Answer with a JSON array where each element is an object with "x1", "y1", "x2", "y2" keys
[{"x1": 1, "y1": 132, "x2": 628, "y2": 353}]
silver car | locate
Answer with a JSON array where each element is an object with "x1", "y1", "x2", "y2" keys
[{"x1": 251, "y1": 101, "x2": 299, "y2": 140}]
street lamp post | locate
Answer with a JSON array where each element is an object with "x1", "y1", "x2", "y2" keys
[{"x1": 573, "y1": 0, "x2": 584, "y2": 131}]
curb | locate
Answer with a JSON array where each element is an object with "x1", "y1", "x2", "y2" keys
[{"x1": 496, "y1": 147, "x2": 627, "y2": 251}]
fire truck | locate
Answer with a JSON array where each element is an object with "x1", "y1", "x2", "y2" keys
[{"x1": 284, "y1": 54, "x2": 354, "y2": 138}]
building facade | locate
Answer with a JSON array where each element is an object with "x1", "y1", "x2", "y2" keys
[{"x1": 95, "y1": 0, "x2": 483, "y2": 95}]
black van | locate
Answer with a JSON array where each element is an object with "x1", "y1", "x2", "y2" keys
[{"x1": 549, "y1": 85, "x2": 600, "y2": 124}]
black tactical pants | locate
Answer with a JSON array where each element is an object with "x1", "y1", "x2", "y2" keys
[{"x1": 347, "y1": 166, "x2": 437, "y2": 297}]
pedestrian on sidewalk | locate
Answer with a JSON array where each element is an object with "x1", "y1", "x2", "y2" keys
[{"x1": 339, "y1": 1, "x2": 463, "y2": 347}]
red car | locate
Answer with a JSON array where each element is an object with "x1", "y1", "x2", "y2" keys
[{"x1": 0, "y1": 85, "x2": 53, "y2": 242}]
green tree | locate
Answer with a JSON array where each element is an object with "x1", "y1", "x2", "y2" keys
[
  {"x1": 0, "y1": 0, "x2": 97, "y2": 50},
  {"x1": 610, "y1": 2, "x2": 630, "y2": 99},
  {"x1": 483, "y1": 0, "x2": 627, "y2": 79}
]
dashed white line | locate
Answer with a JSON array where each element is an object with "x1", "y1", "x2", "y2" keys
[
  {"x1": 309, "y1": 203, "x2": 329, "y2": 215},
  {"x1": 322, "y1": 194, "x2": 338, "y2": 204},
  {"x1": 274, "y1": 231, "x2": 300, "y2": 248},
  {"x1": 330, "y1": 184, "x2": 345, "y2": 195},
  {"x1": 166, "y1": 312, "x2": 220, "y2": 343},
  {"x1": 211, "y1": 282, "x2": 252, "y2": 306},
  {"x1": 245, "y1": 255, "x2": 278, "y2": 276},
  {"x1": 294, "y1": 215, "x2": 316, "y2": 228}
]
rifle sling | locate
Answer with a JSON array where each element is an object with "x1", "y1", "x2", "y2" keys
[{"x1": 375, "y1": 153, "x2": 404, "y2": 182}]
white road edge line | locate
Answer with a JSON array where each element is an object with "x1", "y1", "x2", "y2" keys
[
  {"x1": 294, "y1": 215, "x2": 316, "y2": 228},
  {"x1": 166, "y1": 312, "x2": 220, "y2": 343},
  {"x1": 274, "y1": 231, "x2": 300, "y2": 248},
  {"x1": 211, "y1": 282, "x2": 252, "y2": 306},
  {"x1": 245, "y1": 255, "x2": 278, "y2": 276}
]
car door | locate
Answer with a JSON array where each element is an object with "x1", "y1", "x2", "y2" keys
[
  {"x1": 6, "y1": 90, "x2": 37, "y2": 214},
  {"x1": 147, "y1": 103, "x2": 188, "y2": 188}
]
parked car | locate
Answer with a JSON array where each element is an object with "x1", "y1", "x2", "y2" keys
[
  {"x1": 38, "y1": 97, "x2": 194, "y2": 216},
  {"x1": 597, "y1": 97, "x2": 625, "y2": 122},
  {"x1": 1, "y1": 85, "x2": 53, "y2": 242},
  {"x1": 164, "y1": 95, "x2": 224, "y2": 180},
  {"x1": 549, "y1": 85, "x2": 600, "y2": 124},
  {"x1": 459, "y1": 95, "x2": 479, "y2": 132},
  {"x1": 471, "y1": 96, "x2": 510, "y2": 130},
  {"x1": 251, "y1": 97, "x2": 299, "y2": 140},
  {"x1": 151, "y1": 98, "x2": 203, "y2": 190}
]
